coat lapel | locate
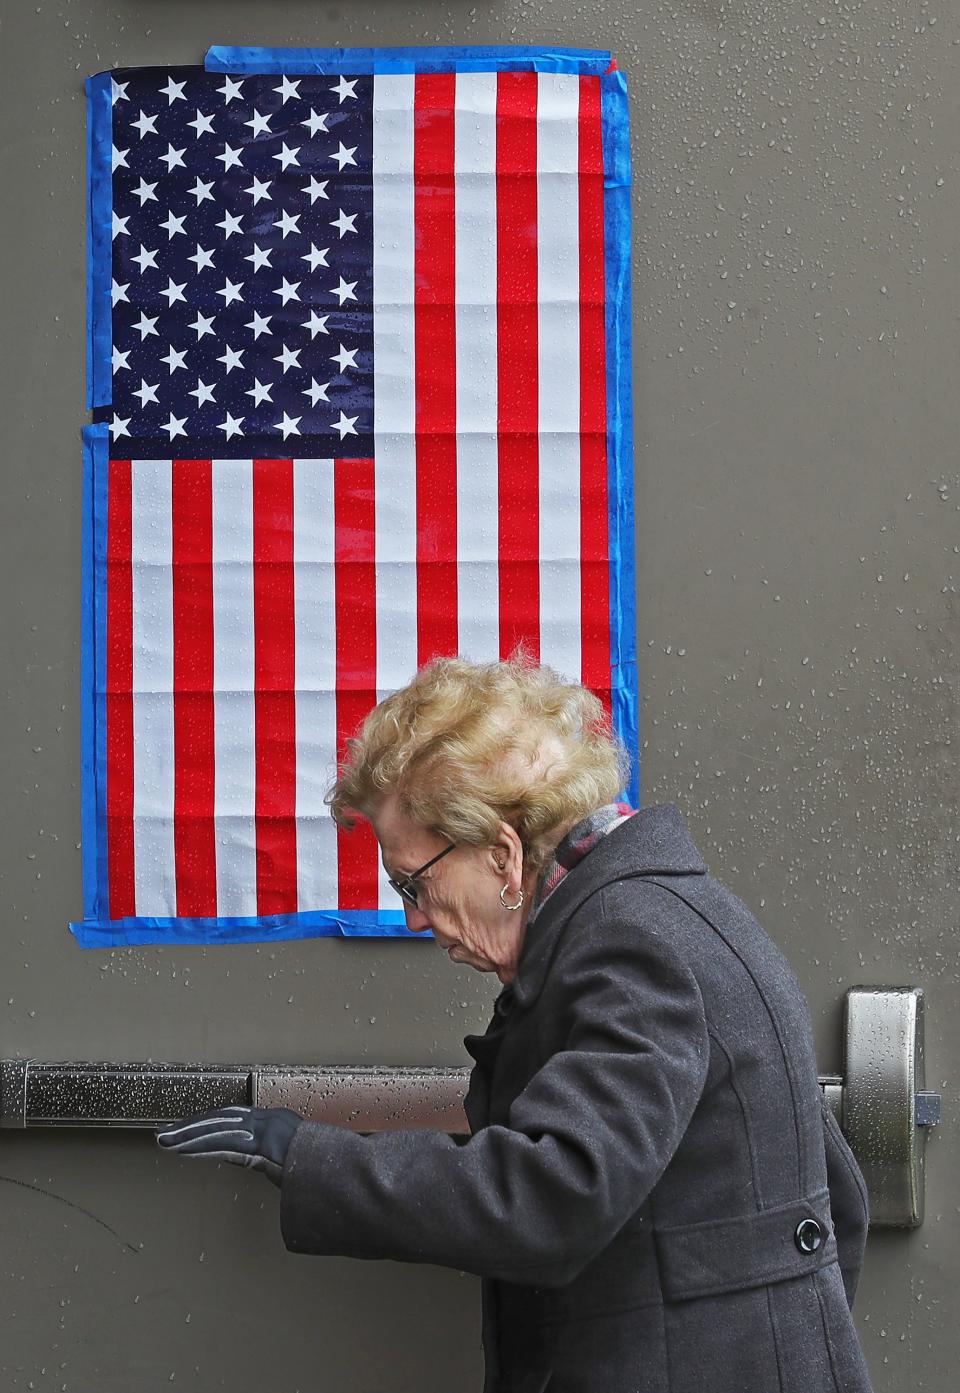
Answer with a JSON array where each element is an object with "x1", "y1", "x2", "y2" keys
[
  {"x1": 508, "y1": 802, "x2": 708, "y2": 1010},
  {"x1": 461, "y1": 802, "x2": 708, "y2": 1130}
]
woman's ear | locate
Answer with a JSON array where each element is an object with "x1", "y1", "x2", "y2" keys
[{"x1": 493, "y1": 822, "x2": 524, "y2": 877}]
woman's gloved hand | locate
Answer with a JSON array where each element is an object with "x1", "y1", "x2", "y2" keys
[{"x1": 155, "y1": 1105, "x2": 305, "y2": 1187}]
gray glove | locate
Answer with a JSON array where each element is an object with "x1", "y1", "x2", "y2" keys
[{"x1": 155, "y1": 1104, "x2": 304, "y2": 1187}]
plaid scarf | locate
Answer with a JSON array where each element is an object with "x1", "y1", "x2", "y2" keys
[{"x1": 528, "y1": 801, "x2": 636, "y2": 922}]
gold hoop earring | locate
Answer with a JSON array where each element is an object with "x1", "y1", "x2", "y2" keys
[{"x1": 500, "y1": 885, "x2": 524, "y2": 911}]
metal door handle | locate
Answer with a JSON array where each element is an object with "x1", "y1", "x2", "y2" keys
[
  {"x1": 0, "y1": 1060, "x2": 471, "y2": 1134},
  {"x1": 0, "y1": 985, "x2": 938, "y2": 1227},
  {"x1": 836, "y1": 986, "x2": 939, "y2": 1228}
]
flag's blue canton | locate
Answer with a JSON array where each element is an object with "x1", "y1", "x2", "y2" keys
[{"x1": 98, "y1": 65, "x2": 374, "y2": 458}]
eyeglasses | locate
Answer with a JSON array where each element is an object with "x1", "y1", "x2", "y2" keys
[{"x1": 388, "y1": 842, "x2": 457, "y2": 907}]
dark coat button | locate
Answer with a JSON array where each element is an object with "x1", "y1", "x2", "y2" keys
[{"x1": 794, "y1": 1218, "x2": 823, "y2": 1253}]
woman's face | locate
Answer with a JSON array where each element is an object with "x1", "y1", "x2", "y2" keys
[{"x1": 369, "y1": 792, "x2": 536, "y2": 985}]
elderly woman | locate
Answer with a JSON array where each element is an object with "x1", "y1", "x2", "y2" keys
[{"x1": 158, "y1": 654, "x2": 874, "y2": 1393}]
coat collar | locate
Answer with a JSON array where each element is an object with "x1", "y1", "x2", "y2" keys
[{"x1": 503, "y1": 802, "x2": 707, "y2": 1011}]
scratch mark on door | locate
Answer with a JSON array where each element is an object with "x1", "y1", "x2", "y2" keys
[{"x1": 0, "y1": 1172, "x2": 141, "y2": 1253}]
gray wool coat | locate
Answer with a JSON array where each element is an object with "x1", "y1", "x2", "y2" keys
[{"x1": 279, "y1": 802, "x2": 875, "y2": 1393}]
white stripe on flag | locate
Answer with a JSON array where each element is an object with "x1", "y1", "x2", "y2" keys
[
  {"x1": 293, "y1": 458, "x2": 340, "y2": 912},
  {"x1": 131, "y1": 458, "x2": 176, "y2": 915},
  {"x1": 536, "y1": 72, "x2": 582, "y2": 684},
  {"x1": 454, "y1": 71, "x2": 502, "y2": 667},
  {"x1": 373, "y1": 73, "x2": 418, "y2": 911},
  {"x1": 211, "y1": 458, "x2": 258, "y2": 918}
]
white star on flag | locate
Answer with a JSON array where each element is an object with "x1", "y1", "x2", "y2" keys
[
  {"x1": 161, "y1": 346, "x2": 189, "y2": 373},
  {"x1": 190, "y1": 312, "x2": 216, "y2": 339},
  {"x1": 188, "y1": 245, "x2": 215, "y2": 272},
  {"x1": 217, "y1": 144, "x2": 244, "y2": 171},
  {"x1": 245, "y1": 177, "x2": 273, "y2": 205},
  {"x1": 217, "y1": 412, "x2": 244, "y2": 438},
  {"x1": 303, "y1": 378, "x2": 330, "y2": 406},
  {"x1": 273, "y1": 143, "x2": 301, "y2": 170},
  {"x1": 131, "y1": 245, "x2": 159, "y2": 272},
  {"x1": 161, "y1": 211, "x2": 188, "y2": 238},
  {"x1": 274, "y1": 345, "x2": 302, "y2": 373},
  {"x1": 273, "y1": 278, "x2": 301, "y2": 305},
  {"x1": 187, "y1": 110, "x2": 215, "y2": 137},
  {"x1": 331, "y1": 209, "x2": 358, "y2": 237},
  {"x1": 274, "y1": 76, "x2": 301, "y2": 104},
  {"x1": 160, "y1": 77, "x2": 187, "y2": 104},
  {"x1": 331, "y1": 276, "x2": 358, "y2": 306},
  {"x1": 304, "y1": 176, "x2": 329, "y2": 204},
  {"x1": 330, "y1": 76, "x2": 358, "y2": 102},
  {"x1": 216, "y1": 210, "x2": 244, "y2": 238},
  {"x1": 132, "y1": 379, "x2": 159, "y2": 407},
  {"x1": 301, "y1": 110, "x2": 330, "y2": 137},
  {"x1": 218, "y1": 77, "x2": 243, "y2": 104},
  {"x1": 159, "y1": 144, "x2": 186, "y2": 172},
  {"x1": 217, "y1": 345, "x2": 245, "y2": 373},
  {"x1": 245, "y1": 111, "x2": 272, "y2": 137},
  {"x1": 131, "y1": 111, "x2": 158, "y2": 138},
  {"x1": 332, "y1": 411, "x2": 359, "y2": 438},
  {"x1": 188, "y1": 379, "x2": 217, "y2": 406},
  {"x1": 330, "y1": 343, "x2": 358, "y2": 372},
  {"x1": 217, "y1": 279, "x2": 245, "y2": 306},
  {"x1": 275, "y1": 209, "x2": 301, "y2": 238},
  {"x1": 245, "y1": 379, "x2": 273, "y2": 405},
  {"x1": 161, "y1": 412, "x2": 188, "y2": 439},
  {"x1": 160, "y1": 278, "x2": 187, "y2": 306},
  {"x1": 245, "y1": 244, "x2": 272, "y2": 271},
  {"x1": 245, "y1": 312, "x2": 272, "y2": 339},
  {"x1": 330, "y1": 143, "x2": 358, "y2": 171},
  {"x1": 275, "y1": 413, "x2": 302, "y2": 438}
]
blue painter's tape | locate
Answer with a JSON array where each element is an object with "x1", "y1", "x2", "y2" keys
[
  {"x1": 69, "y1": 907, "x2": 421, "y2": 949},
  {"x1": 601, "y1": 69, "x2": 639, "y2": 808},
  {"x1": 205, "y1": 44, "x2": 612, "y2": 76},
  {"x1": 85, "y1": 73, "x2": 113, "y2": 411}
]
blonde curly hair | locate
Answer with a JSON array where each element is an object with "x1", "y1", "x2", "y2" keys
[{"x1": 325, "y1": 643, "x2": 631, "y2": 877}]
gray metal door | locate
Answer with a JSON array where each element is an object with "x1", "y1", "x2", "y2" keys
[{"x1": 2, "y1": 4, "x2": 955, "y2": 1391}]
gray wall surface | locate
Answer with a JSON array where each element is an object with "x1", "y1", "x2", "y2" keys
[{"x1": 1, "y1": 2, "x2": 956, "y2": 1390}]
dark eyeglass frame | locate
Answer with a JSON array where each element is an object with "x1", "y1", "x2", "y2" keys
[{"x1": 388, "y1": 842, "x2": 457, "y2": 907}]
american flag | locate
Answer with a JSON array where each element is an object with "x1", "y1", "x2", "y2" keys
[{"x1": 72, "y1": 50, "x2": 636, "y2": 946}]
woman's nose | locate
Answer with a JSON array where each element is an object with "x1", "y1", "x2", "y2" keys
[{"x1": 403, "y1": 901, "x2": 433, "y2": 933}]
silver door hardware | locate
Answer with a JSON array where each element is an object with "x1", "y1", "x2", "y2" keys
[
  {"x1": 838, "y1": 986, "x2": 938, "y2": 1227},
  {"x1": 0, "y1": 986, "x2": 938, "y2": 1227},
  {"x1": 0, "y1": 1060, "x2": 470, "y2": 1134}
]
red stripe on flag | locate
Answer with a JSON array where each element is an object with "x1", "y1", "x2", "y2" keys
[
  {"x1": 496, "y1": 72, "x2": 541, "y2": 661},
  {"x1": 334, "y1": 456, "x2": 380, "y2": 909},
  {"x1": 577, "y1": 75, "x2": 613, "y2": 724},
  {"x1": 253, "y1": 458, "x2": 299, "y2": 916},
  {"x1": 172, "y1": 459, "x2": 218, "y2": 917},
  {"x1": 414, "y1": 72, "x2": 459, "y2": 664},
  {"x1": 106, "y1": 458, "x2": 135, "y2": 919}
]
